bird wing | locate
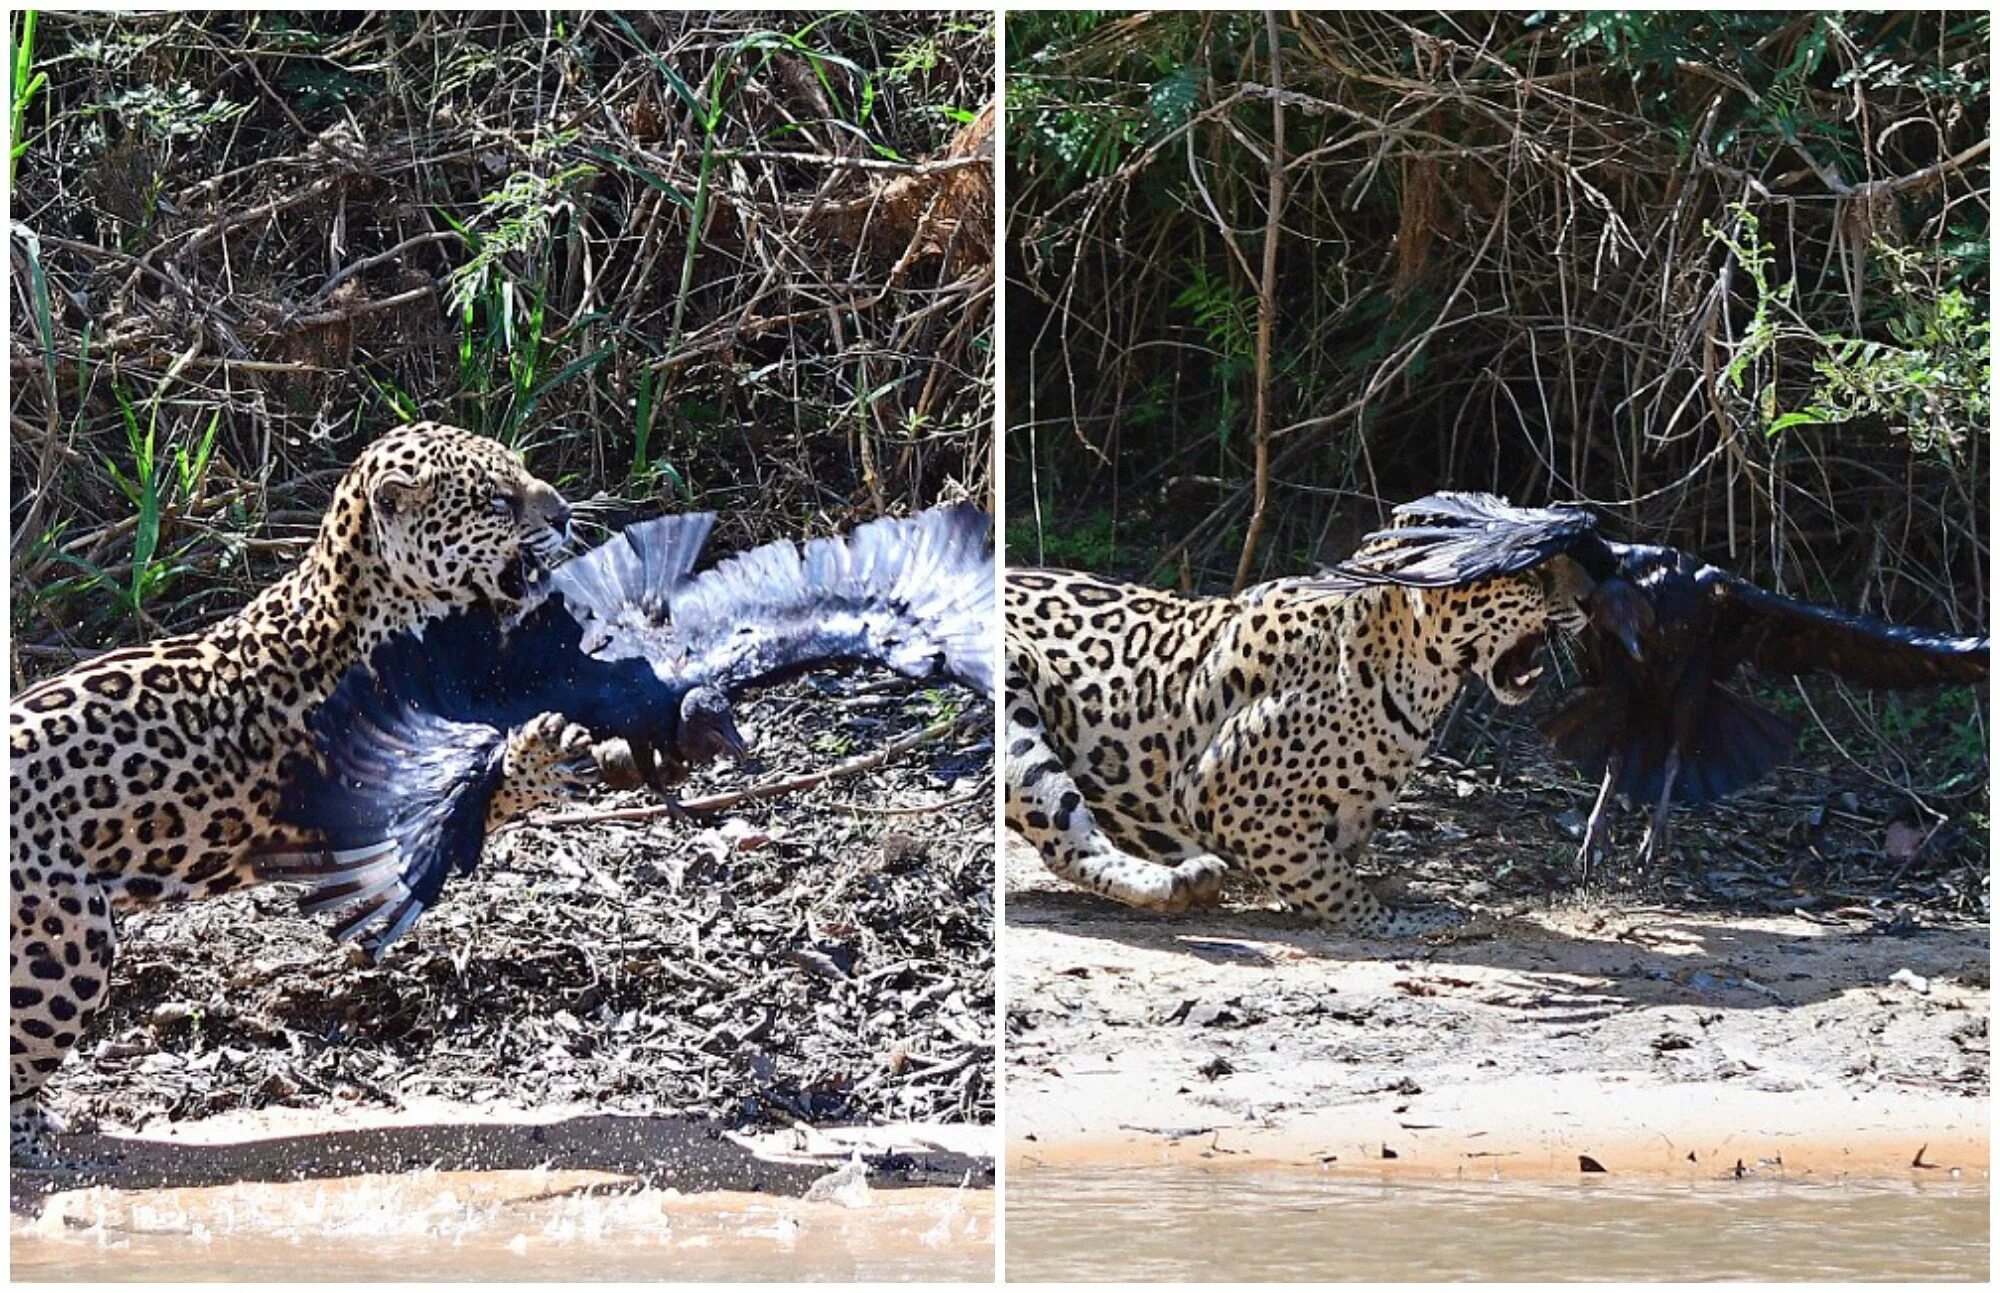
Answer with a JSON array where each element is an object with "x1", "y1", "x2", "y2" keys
[
  {"x1": 264, "y1": 504, "x2": 992, "y2": 957},
  {"x1": 1710, "y1": 568, "x2": 1989, "y2": 687},
  {"x1": 633, "y1": 502, "x2": 996, "y2": 698},
  {"x1": 256, "y1": 620, "x2": 513, "y2": 961},
  {"x1": 258, "y1": 596, "x2": 666, "y2": 957},
  {"x1": 549, "y1": 512, "x2": 717, "y2": 662},
  {"x1": 1330, "y1": 491, "x2": 1607, "y2": 587}
]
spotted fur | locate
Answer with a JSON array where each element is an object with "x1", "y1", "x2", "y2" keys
[
  {"x1": 9, "y1": 422, "x2": 575, "y2": 1162},
  {"x1": 1005, "y1": 558, "x2": 1592, "y2": 934}
]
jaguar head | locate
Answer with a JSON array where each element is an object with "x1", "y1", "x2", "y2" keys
[{"x1": 354, "y1": 422, "x2": 573, "y2": 619}]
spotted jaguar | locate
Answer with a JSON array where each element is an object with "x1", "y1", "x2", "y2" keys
[
  {"x1": 1005, "y1": 554, "x2": 1592, "y2": 934},
  {"x1": 10, "y1": 422, "x2": 587, "y2": 1161}
]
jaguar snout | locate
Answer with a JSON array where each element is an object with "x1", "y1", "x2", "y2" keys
[
  {"x1": 1490, "y1": 629, "x2": 1549, "y2": 704},
  {"x1": 524, "y1": 480, "x2": 574, "y2": 547}
]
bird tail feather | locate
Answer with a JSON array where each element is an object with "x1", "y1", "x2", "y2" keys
[
  {"x1": 1679, "y1": 685, "x2": 1799, "y2": 806},
  {"x1": 1542, "y1": 683, "x2": 1798, "y2": 808}
]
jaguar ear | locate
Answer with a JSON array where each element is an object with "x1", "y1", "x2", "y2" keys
[{"x1": 369, "y1": 464, "x2": 435, "y2": 521}]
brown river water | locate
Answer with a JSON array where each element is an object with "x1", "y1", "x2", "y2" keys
[
  {"x1": 12, "y1": 1171, "x2": 992, "y2": 1282},
  {"x1": 1005, "y1": 1167, "x2": 1988, "y2": 1282}
]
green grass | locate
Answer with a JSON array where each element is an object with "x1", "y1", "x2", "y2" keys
[
  {"x1": 910, "y1": 687, "x2": 966, "y2": 728},
  {"x1": 8, "y1": 9, "x2": 46, "y2": 189},
  {"x1": 10, "y1": 12, "x2": 994, "y2": 660}
]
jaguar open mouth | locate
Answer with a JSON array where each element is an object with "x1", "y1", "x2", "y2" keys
[
  {"x1": 501, "y1": 530, "x2": 571, "y2": 601},
  {"x1": 1491, "y1": 629, "x2": 1548, "y2": 702}
]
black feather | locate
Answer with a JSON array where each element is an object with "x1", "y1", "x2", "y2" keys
[
  {"x1": 266, "y1": 504, "x2": 995, "y2": 953},
  {"x1": 1332, "y1": 491, "x2": 1986, "y2": 855},
  {"x1": 551, "y1": 512, "x2": 716, "y2": 661},
  {"x1": 1711, "y1": 569, "x2": 1988, "y2": 686},
  {"x1": 258, "y1": 647, "x2": 511, "y2": 960},
  {"x1": 1332, "y1": 491, "x2": 1607, "y2": 586},
  {"x1": 668, "y1": 501, "x2": 997, "y2": 696}
]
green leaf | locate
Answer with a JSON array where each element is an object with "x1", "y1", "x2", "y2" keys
[
  {"x1": 1764, "y1": 410, "x2": 1826, "y2": 437},
  {"x1": 582, "y1": 146, "x2": 693, "y2": 210},
  {"x1": 11, "y1": 223, "x2": 56, "y2": 401}
]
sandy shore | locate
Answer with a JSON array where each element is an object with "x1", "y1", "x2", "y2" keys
[
  {"x1": 1010, "y1": 1075, "x2": 1986, "y2": 1180},
  {"x1": 1005, "y1": 842, "x2": 1989, "y2": 1184}
]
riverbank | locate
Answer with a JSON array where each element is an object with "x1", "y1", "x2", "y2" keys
[
  {"x1": 13, "y1": 1099, "x2": 991, "y2": 1281},
  {"x1": 1004, "y1": 753, "x2": 1989, "y2": 1184}
]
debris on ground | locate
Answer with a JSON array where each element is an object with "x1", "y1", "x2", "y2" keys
[{"x1": 51, "y1": 675, "x2": 994, "y2": 1147}]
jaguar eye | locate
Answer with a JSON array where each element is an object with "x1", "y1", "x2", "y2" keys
[{"x1": 488, "y1": 492, "x2": 519, "y2": 518}]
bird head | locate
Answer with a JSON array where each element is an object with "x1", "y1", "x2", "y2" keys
[
  {"x1": 1587, "y1": 578, "x2": 1654, "y2": 661},
  {"x1": 676, "y1": 685, "x2": 750, "y2": 767}
]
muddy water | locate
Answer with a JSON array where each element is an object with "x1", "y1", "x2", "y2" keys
[
  {"x1": 12, "y1": 1172, "x2": 992, "y2": 1282},
  {"x1": 1005, "y1": 1167, "x2": 1988, "y2": 1282}
]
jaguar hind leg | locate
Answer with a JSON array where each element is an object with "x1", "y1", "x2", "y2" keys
[
  {"x1": 1005, "y1": 691, "x2": 1225, "y2": 913},
  {"x1": 1185, "y1": 703, "x2": 1464, "y2": 937}
]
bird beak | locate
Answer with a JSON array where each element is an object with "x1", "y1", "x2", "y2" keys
[{"x1": 719, "y1": 716, "x2": 751, "y2": 762}]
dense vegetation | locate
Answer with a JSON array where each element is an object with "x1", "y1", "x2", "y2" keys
[
  {"x1": 1008, "y1": 12, "x2": 1985, "y2": 598},
  {"x1": 1007, "y1": 11, "x2": 1986, "y2": 859},
  {"x1": 11, "y1": 10, "x2": 993, "y2": 671}
]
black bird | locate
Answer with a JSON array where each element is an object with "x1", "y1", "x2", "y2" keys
[
  {"x1": 260, "y1": 503, "x2": 994, "y2": 956},
  {"x1": 1335, "y1": 492, "x2": 1988, "y2": 869}
]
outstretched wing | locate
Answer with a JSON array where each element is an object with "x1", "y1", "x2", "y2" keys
[
  {"x1": 549, "y1": 512, "x2": 717, "y2": 662},
  {"x1": 260, "y1": 594, "x2": 671, "y2": 957},
  {"x1": 623, "y1": 502, "x2": 997, "y2": 698},
  {"x1": 266, "y1": 504, "x2": 992, "y2": 956},
  {"x1": 1712, "y1": 570, "x2": 1989, "y2": 687},
  {"x1": 258, "y1": 624, "x2": 513, "y2": 960},
  {"x1": 1332, "y1": 491, "x2": 1607, "y2": 587}
]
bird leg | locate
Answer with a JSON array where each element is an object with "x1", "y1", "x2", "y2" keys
[
  {"x1": 591, "y1": 738, "x2": 693, "y2": 820},
  {"x1": 1638, "y1": 746, "x2": 1681, "y2": 868},
  {"x1": 1576, "y1": 753, "x2": 1622, "y2": 887}
]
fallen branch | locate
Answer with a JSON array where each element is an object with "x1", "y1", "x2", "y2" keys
[{"x1": 824, "y1": 789, "x2": 988, "y2": 817}]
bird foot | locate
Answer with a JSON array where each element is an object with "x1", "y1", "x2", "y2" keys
[
  {"x1": 593, "y1": 737, "x2": 647, "y2": 790},
  {"x1": 593, "y1": 738, "x2": 693, "y2": 798}
]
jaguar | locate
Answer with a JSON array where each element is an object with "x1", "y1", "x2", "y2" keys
[
  {"x1": 1004, "y1": 552, "x2": 1592, "y2": 934},
  {"x1": 9, "y1": 422, "x2": 589, "y2": 1161}
]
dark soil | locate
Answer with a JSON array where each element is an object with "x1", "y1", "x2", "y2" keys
[{"x1": 46, "y1": 673, "x2": 994, "y2": 1146}]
